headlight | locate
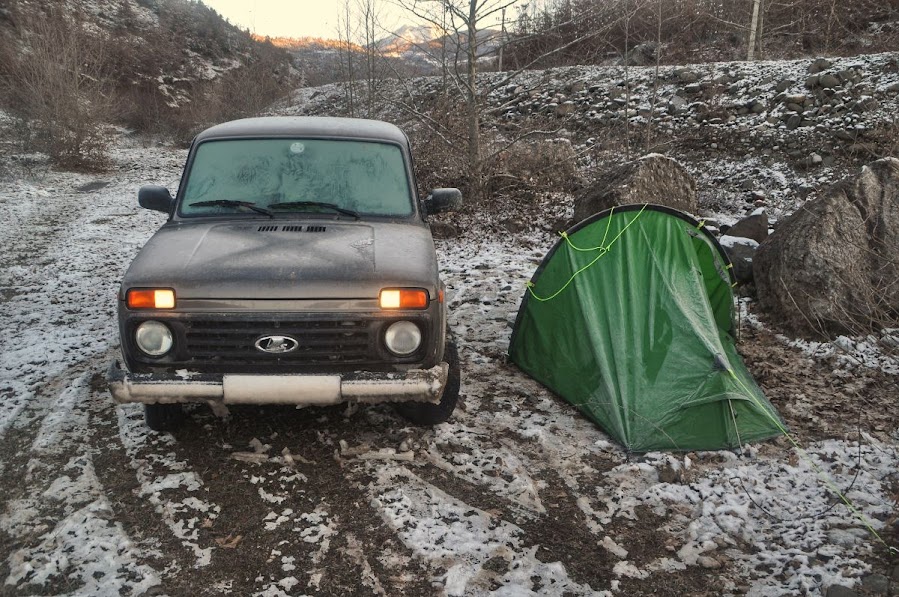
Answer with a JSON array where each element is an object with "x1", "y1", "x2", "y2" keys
[
  {"x1": 127, "y1": 288, "x2": 175, "y2": 309},
  {"x1": 379, "y1": 288, "x2": 428, "y2": 309},
  {"x1": 384, "y1": 321, "x2": 422, "y2": 356},
  {"x1": 135, "y1": 320, "x2": 173, "y2": 356}
]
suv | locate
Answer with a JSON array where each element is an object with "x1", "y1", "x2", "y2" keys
[{"x1": 107, "y1": 116, "x2": 462, "y2": 431}]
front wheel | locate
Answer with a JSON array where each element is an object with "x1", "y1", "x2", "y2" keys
[
  {"x1": 144, "y1": 402, "x2": 184, "y2": 432},
  {"x1": 395, "y1": 341, "x2": 461, "y2": 425}
]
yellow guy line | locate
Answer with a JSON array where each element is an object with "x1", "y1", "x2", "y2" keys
[
  {"x1": 526, "y1": 205, "x2": 647, "y2": 302},
  {"x1": 727, "y1": 368, "x2": 897, "y2": 555}
]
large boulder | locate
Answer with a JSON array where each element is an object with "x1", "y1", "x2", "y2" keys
[
  {"x1": 754, "y1": 158, "x2": 899, "y2": 336},
  {"x1": 618, "y1": 42, "x2": 658, "y2": 67},
  {"x1": 573, "y1": 154, "x2": 698, "y2": 223}
]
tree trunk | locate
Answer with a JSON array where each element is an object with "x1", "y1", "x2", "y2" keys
[
  {"x1": 747, "y1": 0, "x2": 762, "y2": 61},
  {"x1": 466, "y1": 0, "x2": 481, "y2": 199}
]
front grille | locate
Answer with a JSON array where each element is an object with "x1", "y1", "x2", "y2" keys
[{"x1": 183, "y1": 318, "x2": 374, "y2": 368}]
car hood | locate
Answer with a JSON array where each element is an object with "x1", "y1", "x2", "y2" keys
[{"x1": 121, "y1": 219, "x2": 439, "y2": 300}]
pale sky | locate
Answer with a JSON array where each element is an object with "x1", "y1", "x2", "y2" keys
[{"x1": 202, "y1": 0, "x2": 413, "y2": 39}]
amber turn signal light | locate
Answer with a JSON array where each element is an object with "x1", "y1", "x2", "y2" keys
[
  {"x1": 127, "y1": 288, "x2": 176, "y2": 309},
  {"x1": 379, "y1": 288, "x2": 429, "y2": 309}
]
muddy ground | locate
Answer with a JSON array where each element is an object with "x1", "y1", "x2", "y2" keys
[{"x1": 1, "y1": 144, "x2": 898, "y2": 597}]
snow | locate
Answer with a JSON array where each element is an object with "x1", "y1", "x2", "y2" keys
[
  {"x1": 785, "y1": 334, "x2": 899, "y2": 376},
  {"x1": 720, "y1": 235, "x2": 760, "y2": 249},
  {"x1": 369, "y1": 465, "x2": 597, "y2": 595}
]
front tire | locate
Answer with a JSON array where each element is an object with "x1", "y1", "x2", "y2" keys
[
  {"x1": 396, "y1": 341, "x2": 461, "y2": 425},
  {"x1": 144, "y1": 403, "x2": 184, "y2": 432}
]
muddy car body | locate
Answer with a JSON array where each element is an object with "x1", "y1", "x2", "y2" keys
[{"x1": 107, "y1": 116, "x2": 461, "y2": 430}]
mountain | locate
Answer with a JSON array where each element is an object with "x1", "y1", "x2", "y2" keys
[
  {"x1": 260, "y1": 24, "x2": 504, "y2": 87},
  {"x1": 376, "y1": 24, "x2": 445, "y2": 54}
]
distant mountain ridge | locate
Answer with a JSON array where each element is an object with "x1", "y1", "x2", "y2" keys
[{"x1": 258, "y1": 25, "x2": 502, "y2": 86}]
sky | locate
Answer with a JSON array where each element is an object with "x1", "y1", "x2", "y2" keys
[
  {"x1": 202, "y1": 0, "x2": 526, "y2": 40},
  {"x1": 202, "y1": 0, "x2": 414, "y2": 39}
]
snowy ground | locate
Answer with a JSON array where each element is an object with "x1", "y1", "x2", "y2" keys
[{"x1": 0, "y1": 137, "x2": 897, "y2": 596}]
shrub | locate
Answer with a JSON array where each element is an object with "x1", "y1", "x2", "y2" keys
[{"x1": 0, "y1": 8, "x2": 114, "y2": 171}]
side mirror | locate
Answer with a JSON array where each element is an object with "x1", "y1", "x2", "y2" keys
[
  {"x1": 138, "y1": 185, "x2": 174, "y2": 214},
  {"x1": 424, "y1": 188, "x2": 463, "y2": 215}
]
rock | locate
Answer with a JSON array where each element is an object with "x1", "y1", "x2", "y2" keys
[
  {"x1": 727, "y1": 211, "x2": 769, "y2": 243},
  {"x1": 862, "y1": 573, "x2": 890, "y2": 594},
  {"x1": 697, "y1": 555, "x2": 721, "y2": 569},
  {"x1": 657, "y1": 464, "x2": 678, "y2": 483},
  {"x1": 808, "y1": 58, "x2": 833, "y2": 74},
  {"x1": 819, "y1": 73, "x2": 841, "y2": 89},
  {"x1": 796, "y1": 152, "x2": 823, "y2": 169},
  {"x1": 720, "y1": 235, "x2": 758, "y2": 284},
  {"x1": 837, "y1": 69, "x2": 856, "y2": 83},
  {"x1": 805, "y1": 75, "x2": 820, "y2": 89},
  {"x1": 786, "y1": 114, "x2": 802, "y2": 130},
  {"x1": 833, "y1": 129, "x2": 858, "y2": 142},
  {"x1": 754, "y1": 158, "x2": 899, "y2": 336},
  {"x1": 684, "y1": 83, "x2": 702, "y2": 94},
  {"x1": 825, "y1": 586, "x2": 858, "y2": 597},
  {"x1": 667, "y1": 95, "x2": 688, "y2": 114},
  {"x1": 886, "y1": 82, "x2": 899, "y2": 93},
  {"x1": 676, "y1": 69, "x2": 700, "y2": 83},
  {"x1": 572, "y1": 154, "x2": 698, "y2": 223},
  {"x1": 555, "y1": 101, "x2": 576, "y2": 116},
  {"x1": 775, "y1": 79, "x2": 793, "y2": 92},
  {"x1": 852, "y1": 97, "x2": 880, "y2": 112},
  {"x1": 619, "y1": 42, "x2": 658, "y2": 66}
]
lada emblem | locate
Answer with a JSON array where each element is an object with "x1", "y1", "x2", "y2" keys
[{"x1": 255, "y1": 335, "x2": 299, "y2": 354}]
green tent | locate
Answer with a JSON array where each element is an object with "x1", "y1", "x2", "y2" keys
[{"x1": 509, "y1": 204, "x2": 785, "y2": 452}]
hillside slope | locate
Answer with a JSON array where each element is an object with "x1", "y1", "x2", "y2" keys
[
  {"x1": 281, "y1": 52, "x2": 899, "y2": 227},
  {"x1": 0, "y1": 0, "x2": 294, "y2": 137}
]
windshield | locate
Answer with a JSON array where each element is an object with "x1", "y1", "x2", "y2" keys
[{"x1": 179, "y1": 138, "x2": 414, "y2": 217}]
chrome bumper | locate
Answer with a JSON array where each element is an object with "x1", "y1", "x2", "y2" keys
[{"x1": 107, "y1": 360, "x2": 448, "y2": 406}]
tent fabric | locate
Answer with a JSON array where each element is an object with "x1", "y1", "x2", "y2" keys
[{"x1": 509, "y1": 204, "x2": 785, "y2": 453}]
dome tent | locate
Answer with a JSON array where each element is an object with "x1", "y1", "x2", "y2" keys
[{"x1": 509, "y1": 204, "x2": 784, "y2": 452}]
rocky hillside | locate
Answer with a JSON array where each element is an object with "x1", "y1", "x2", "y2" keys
[
  {"x1": 283, "y1": 52, "x2": 899, "y2": 227},
  {"x1": 0, "y1": 0, "x2": 294, "y2": 134}
]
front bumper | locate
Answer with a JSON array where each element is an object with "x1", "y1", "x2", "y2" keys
[{"x1": 107, "y1": 360, "x2": 448, "y2": 406}]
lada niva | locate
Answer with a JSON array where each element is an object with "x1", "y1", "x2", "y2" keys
[{"x1": 107, "y1": 117, "x2": 461, "y2": 430}]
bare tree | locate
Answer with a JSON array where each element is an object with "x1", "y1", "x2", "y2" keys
[
  {"x1": 357, "y1": 0, "x2": 382, "y2": 117},
  {"x1": 337, "y1": 0, "x2": 358, "y2": 117},
  {"x1": 397, "y1": 0, "x2": 517, "y2": 200},
  {"x1": 747, "y1": 0, "x2": 762, "y2": 60}
]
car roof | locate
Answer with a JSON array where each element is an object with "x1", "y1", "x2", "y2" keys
[{"x1": 194, "y1": 116, "x2": 409, "y2": 145}]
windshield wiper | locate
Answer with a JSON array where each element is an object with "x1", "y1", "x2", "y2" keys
[
  {"x1": 188, "y1": 200, "x2": 273, "y2": 218},
  {"x1": 268, "y1": 201, "x2": 360, "y2": 219}
]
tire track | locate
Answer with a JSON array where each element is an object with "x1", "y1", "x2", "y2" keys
[
  {"x1": 95, "y1": 402, "x2": 438, "y2": 595},
  {"x1": 0, "y1": 369, "x2": 161, "y2": 595}
]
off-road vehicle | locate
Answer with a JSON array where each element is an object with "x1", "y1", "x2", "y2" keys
[{"x1": 107, "y1": 116, "x2": 462, "y2": 431}]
